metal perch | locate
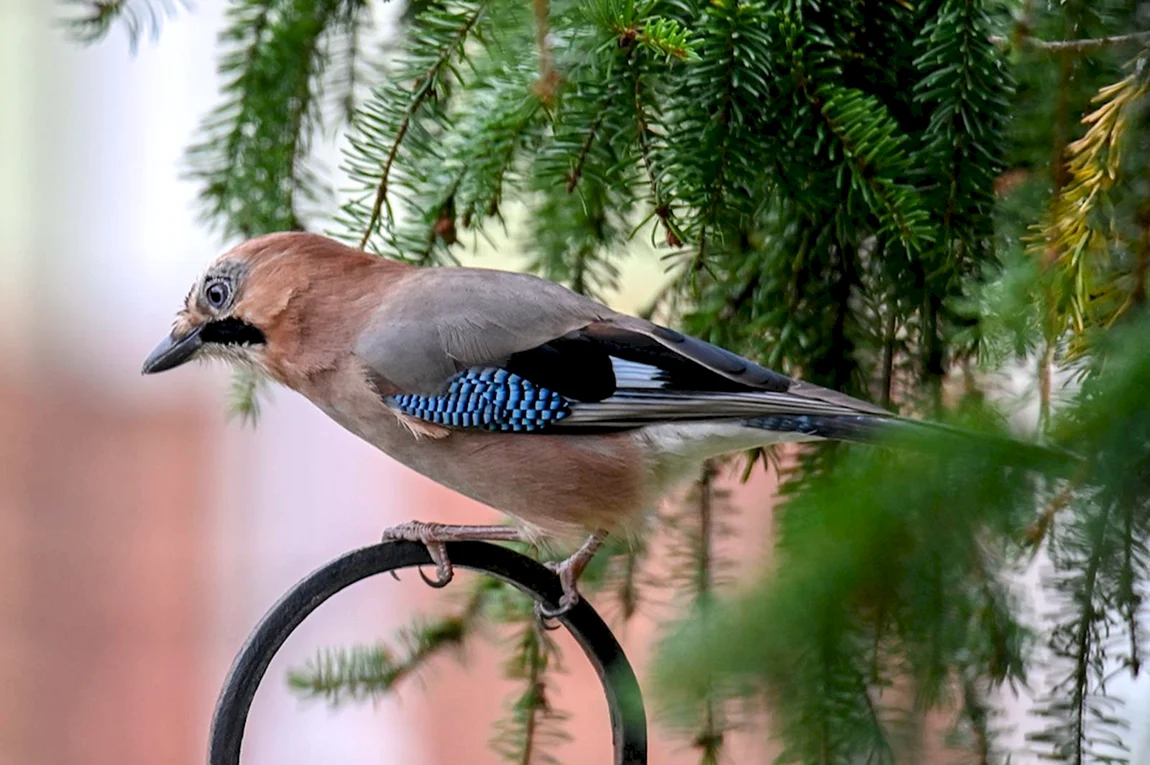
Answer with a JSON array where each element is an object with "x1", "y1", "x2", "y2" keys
[{"x1": 208, "y1": 540, "x2": 647, "y2": 764}]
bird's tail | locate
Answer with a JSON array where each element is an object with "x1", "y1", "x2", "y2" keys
[
  {"x1": 743, "y1": 413, "x2": 1075, "y2": 469},
  {"x1": 743, "y1": 413, "x2": 892, "y2": 443}
]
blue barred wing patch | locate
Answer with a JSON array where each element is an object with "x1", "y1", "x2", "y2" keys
[
  {"x1": 744, "y1": 413, "x2": 881, "y2": 441},
  {"x1": 388, "y1": 368, "x2": 571, "y2": 433}
]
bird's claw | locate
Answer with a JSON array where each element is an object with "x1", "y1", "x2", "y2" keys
[
  {"x1": 418, "y1": 541, "x2": 453, "y2": 588},
  {"x1": 533, "y1": 592, "x2": 579, "y2": 623},
  {"x1": 533, "y1": 602, "x2": 563, "y2": 630},
  {"x1": 381, "y1": 521, "x2": 455, "y2": 589},
  {"x1": 533, "y1": 557, "x2": 581, "y2": 628}
]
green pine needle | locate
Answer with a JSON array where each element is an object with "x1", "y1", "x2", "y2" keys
[{"x1": 59, "y1": 0, "x2": 188, "y2": 52}]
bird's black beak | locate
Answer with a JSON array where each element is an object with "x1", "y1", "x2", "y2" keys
[{"x1": 142, "y1": 325, "x2": 203, "y2": 374}]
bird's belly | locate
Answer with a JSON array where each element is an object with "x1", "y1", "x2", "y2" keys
[{"x1": 333, "y1": 406, "x2": 652, "y2": 536}]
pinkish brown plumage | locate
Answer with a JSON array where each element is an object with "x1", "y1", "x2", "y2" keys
[{"x1": 143, "y1": 231, "x2": 899, "y2": 616}]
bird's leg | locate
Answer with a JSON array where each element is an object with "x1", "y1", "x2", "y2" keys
[
  {"x1": 536, "y1": 529, "x2": 609, "y2": 622},
  {"x1": 381, "y1": 521, "x2": 527, "y2": 588}
]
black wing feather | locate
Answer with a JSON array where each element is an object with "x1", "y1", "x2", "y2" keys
[
  {"x1": 385, "y1": 316, "x2": 888, "y2": 433},
  {"x1": 501, "y1": 319, "x2": 795, "y2": 403}
]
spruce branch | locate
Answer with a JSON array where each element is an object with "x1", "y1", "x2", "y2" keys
[
  {"x1": 227, "y1": 367, "x2": 268, "y2": 426},
  {"x1": 658, "y1": 0, "x2": 774, "y2": 278},
  {"x1": 524, "y1": 175, "x2": 624, "y2": 297},
  {"x1": 808, "y1": 83, "x2": 933, "y2": 251},
  {"x1": 914, "y1": 0, "x2": 1008, "y2": 249},
  {"x1": 531, "y1": 0, "x2": 558, "y2": 104},
  {"x1": 691, "y1": 3, "x2": 738, "y2": 275},
  {"x1": 1120, "y1": 498, "x2": 1142, "y2": 678},
  {"x1": 357, "y1": 118, "x2": 410, "y2": 248},
  {"x1": 1132, "y1": 181, "x2": 1150, "y2": 308},
  {"x1": 357, "y1": 2, "x2": 487, "y2": 249},
  {"x1": 655, "y1": 409, "x2": 1052, "y2": 763},
  {"x1": 1043, "y1": 67, "x2": 1150, "y2": 337},
  {"x1": 631, "y1": 17, "x2": 698, "y2": 62},
  {"x1": 660, "y1": 461, "x2": 734, "y2": 763},
  {"x1": 961, "y1": 676, "x2": 993, "y2": 765},
  {"x1": 693, "y1": 461, "x2": 716, "y2": 603},
  {"x1": 664, "y1": 460, "x2": 735, "y2": 606},
  {"x1": 491, "y1": 620, "x2": 570, "y2": 765},
  {"x1": 1031, "y1": 499, "x2": 1129, "y2": 764},
  {"x1": 289, "y1": 587, "x2": 484, "y2": 704},
  {"x1": 583, "y1": 0, "x2": 699, "y2": 61},
  {"x1": 614, "y1": 539, "x2": 647, "y2": 621},
  {"x1": 187, "y1": 0, "x2": 360, "y2": 237},
  {"x1": 516, "y1": 631, "x2": 547, "y2": 764},
  {"x1": 330, "y1": 0, "x2": 370, "y2": 124},
  {"x1": 577, "y1": 0, "x2": 696, "y2": 250},
  {"x1": 565, "y1": 88, "x2": 615, "y2": 194},
  {"x1": 880, "y1": 309, "x2": 896, "y2": 409},
  {"x1": 1030, "y1": 326, "x2": 1150, "y2": 757},
  {"x1": 60, "y1": 0, "x2": 187, "y2": 51},
  {"x1": 1024, "y1": 466, "x2": 1091, "y2": 549},
  {"x1": 525, "y1": 20, "x2": 645, "y2": 298},
  {"x1": 691, "y1": 462, "x2": 724, "y2": 765},
  {"x1": 454, "y1": 79, "x2": 544, "y2": 225},
  {"x1": 633, "y1": 72, "x2": 681, "y2": 247}
]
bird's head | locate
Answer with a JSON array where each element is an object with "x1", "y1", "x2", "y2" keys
[{"x1": 142, "y1": 232, "x2": 396, "y2": 383}]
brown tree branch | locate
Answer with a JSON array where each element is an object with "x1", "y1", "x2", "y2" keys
[
  {"x1": 532, "y1": 0, "x2": 558, "y2": 104},
  {"x1": 990, "y1": 30, "x2": 1150, "y2": 54}
]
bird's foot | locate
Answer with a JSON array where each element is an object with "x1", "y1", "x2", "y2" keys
[
  {"x1": 534, "y1": 529, "x2": 608, "y2": 627},
  {"x1": 380, "y1": 521, "x2": 528, "y2": 590},
  {"x1": 381, "y1": 521, "x2": 454, "y2": 587}
]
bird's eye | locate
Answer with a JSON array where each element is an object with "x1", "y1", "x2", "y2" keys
[{"x1": 205, "y1": 281, "x2": 230, "y2": 309}]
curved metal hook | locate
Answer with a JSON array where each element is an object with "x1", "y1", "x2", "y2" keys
[{"x1": 208, "y1": 540, "x2": 647, "y2": 764}]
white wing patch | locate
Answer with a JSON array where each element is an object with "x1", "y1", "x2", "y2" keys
[{"x1": 610, "y1": 357, "x2": 668, "y2": 389}]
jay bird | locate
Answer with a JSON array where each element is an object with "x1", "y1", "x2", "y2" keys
[{"x1": 143, "y1": 232, "x2": 909, "y2": 616}]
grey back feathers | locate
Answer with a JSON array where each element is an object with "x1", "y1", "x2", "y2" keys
[{"x1": 355, "y1": 267, "x2": 613, "y2": 394}]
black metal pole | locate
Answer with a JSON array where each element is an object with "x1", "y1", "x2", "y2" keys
[{"x1": 209, "y1": 540, "x2": 647, "y2": 764}]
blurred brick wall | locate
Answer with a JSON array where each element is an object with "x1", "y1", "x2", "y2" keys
[{"x1": 0, "y1": 371, "x2": 211, "y2": 765}]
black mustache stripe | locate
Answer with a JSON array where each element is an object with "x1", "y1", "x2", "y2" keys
[{"x1": 201, "y1": 318, "x2": 266, "y2": 347}]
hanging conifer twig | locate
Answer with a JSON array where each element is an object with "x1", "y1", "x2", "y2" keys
[{"x1": 356, "y1": 1, "x2": 488, "y2": 248}]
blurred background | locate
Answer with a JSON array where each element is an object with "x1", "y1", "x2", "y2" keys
[{"x1": 3, "y1": 1, "x2": 1150, "y2": 764}]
